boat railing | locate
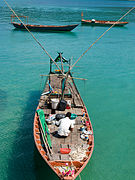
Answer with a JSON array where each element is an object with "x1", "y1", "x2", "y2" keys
[{"x1": 11, "y1": 14, "x2": 28, "y2": 24}]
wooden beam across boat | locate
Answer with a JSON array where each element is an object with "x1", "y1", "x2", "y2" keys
[
  {"x1": 40, "y1": 74, "x2": 87, "y2": 81},
  {"x1": 11, "y1": 14, "x2": 28, "y2": 24}
]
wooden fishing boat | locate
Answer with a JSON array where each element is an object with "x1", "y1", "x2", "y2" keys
[
  {"x1": 81, "y1": 19, "x2": 128, "y2": 26},
  {"x1": 11, "y1": 22, "x2": 79, "y2": 32},
  {"x1": 33, "y1": 53, "x2": 94, "y2": 180},
  {"x1": 4, "y1": 4, "x2": 132, "y2": 180},
  {"x1": 11, "y1": 15, "x2": 79, "y2": 32},
  {"x1": 81, "y1": 12, "x2": 128, "y2": 26}
]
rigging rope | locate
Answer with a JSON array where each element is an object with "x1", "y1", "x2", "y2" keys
[
  {"x1": 3, "y1": 0, "x2": 64, "y2": 75},
  {"x1": 4, "y1": 0, "x2": 135, "y2": 76},
  {"x1": 70, "y1": 7, "x2": 135, "y2": 71}
]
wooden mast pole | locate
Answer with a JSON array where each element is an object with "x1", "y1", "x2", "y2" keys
[
  {"x1": 11, "y1": 14, "x2": 12, "y2": 23},
  {"x1": 81, "y1": 11, "x2": 83, "y2": 20},
  {"x1": 60, "y1": 52, "x2": 64, "y2": 73}
]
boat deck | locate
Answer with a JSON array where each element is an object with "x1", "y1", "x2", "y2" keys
[
  {"x1": 37, "y1": 73, "x2": 93, "y2": 161},
  {"x1": 42, "y1": 73, "x2": 84, "y2": 108},
  {"x1": 48, "y1": 115, "x2": 91, "y2": 161},
  {"x1": 34, "y1": 72, "x2": 94, "y2": 179}
]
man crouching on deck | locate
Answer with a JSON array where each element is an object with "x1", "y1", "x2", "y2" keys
[{"x1": 56, "y1": 112, "x2": 74, "y2": 137}]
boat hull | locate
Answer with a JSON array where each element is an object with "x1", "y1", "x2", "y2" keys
[
  {"x1": 33, "y1": 72, "x2": 94, "y2": 179},
  {"x1": 12, "y1": 22, "x2": 79, "y2": 32},
  {"x1": 81, "y1": 19, "x2": 128, "y2": 27}
]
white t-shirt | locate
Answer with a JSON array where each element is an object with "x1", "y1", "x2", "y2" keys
[{"x1": 57, "y1": 117, "x2": 75, "y2": 136}]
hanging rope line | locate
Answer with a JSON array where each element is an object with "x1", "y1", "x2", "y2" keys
[
  {"x1": 70, "y1": 6, "x2": 135, "y2": 71},
  {"x1": 3, "y1": 0, "x2": 64, "y2": 75}
]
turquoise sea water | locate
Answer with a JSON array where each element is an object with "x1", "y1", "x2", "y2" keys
[{"x1": 0, "y1": 0, "x2": 135, "y2": 180}]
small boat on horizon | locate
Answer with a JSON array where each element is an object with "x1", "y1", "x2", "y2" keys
[
  {"x1": 81, "y1": 12, "x2": 128, "y2": 27},
  {"x1": 33, "y1": 52, "x2": 94, "y2": 180},
  {"x1": 11, "y1": 15, "x2": 79, "y2": 32}
]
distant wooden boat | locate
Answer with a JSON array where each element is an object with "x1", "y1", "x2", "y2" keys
[
  {"x1": 81, "y1": 12, "x2": 128, "y2": 27},
  {"x1": 33, "y1": 53, "x2": 94, "y2": 180},
  {"x1": 81, "y1": 19, "x2": 128, "y2": 26},
  {"x1": 11, "y1": 15, "x2": 79, "y2": 32},
  {"x1": 12, "y1": 22, "x2": 79, "y2": 32}
]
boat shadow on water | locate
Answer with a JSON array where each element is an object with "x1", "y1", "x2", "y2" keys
[
  {"x1": 0, "y1": 89, "x2": 7, "y2": 112},
  {"x1": 7, "y1": 90, "x2": 58, "y2": 180},
  {"x1": 34, "y1": 147, "x2": 59, "y2": 180}
]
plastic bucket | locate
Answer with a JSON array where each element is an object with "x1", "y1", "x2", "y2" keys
[
  {"x1": 67, "y1": 100, "x2": 71, "y2": 106},
  {"x1": 51, "y1": 99, "x2": 59, "y2": 109}
]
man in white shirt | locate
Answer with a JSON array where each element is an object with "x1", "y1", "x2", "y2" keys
[{"x1": 56, "y1": 112, "x2": 75, "y2": 137}]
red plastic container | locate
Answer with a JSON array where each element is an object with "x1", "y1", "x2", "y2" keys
[
  {"x1": 60, "y1": 148, "x2": 71, "y2": 154},
  {"x1": 85, "y1": 121, "x2": 90, "y2": 126}
]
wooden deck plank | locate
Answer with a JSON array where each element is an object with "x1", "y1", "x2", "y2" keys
[
  {"x1": 60, "y1": 154, "x2": 70, "y2": 160},
  {"x1": 37, "y1": 73, "x2": 93, "y2": 162},
  {"x1": 44, "y1": 74, "x2": 83, "y2": 107},
  {"x1": 48, "y1": 121, "x2": 86, "y2": 161},
  {"x1": 55, "y1": 108, "x2": 83, "y2": 116}
]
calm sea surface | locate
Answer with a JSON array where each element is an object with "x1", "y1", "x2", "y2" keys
[{"x1": 0, "y1": 0, "x2": 135, "y2": 180}]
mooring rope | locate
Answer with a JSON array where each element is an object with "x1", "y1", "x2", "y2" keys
[
  {"x1": 4, "y1": 0, "x2": 135, "y2": 77},
  {"x1": 70, "y1": 7, "x2": 135, "y2": 71},
  {"x1": 3, "y1": 0, "x2": 64, "y2": 75}
]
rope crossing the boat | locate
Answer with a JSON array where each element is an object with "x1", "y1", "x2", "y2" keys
[
  {"x1": 3, "y1": 0, "x2": 64, "y2": 75},
  {"x1": 69, "y1": 6, "x2": 135, "y2": 72}
]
